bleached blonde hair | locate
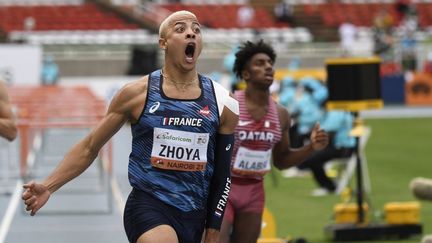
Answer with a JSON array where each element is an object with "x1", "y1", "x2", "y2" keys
[{"x1": 158, "y1": 10, "x2": 197, "y2": 38}]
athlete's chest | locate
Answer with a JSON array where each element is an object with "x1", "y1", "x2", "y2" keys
[{"x1": 237, "y1": 104, "x2": 280, "y2": 144}]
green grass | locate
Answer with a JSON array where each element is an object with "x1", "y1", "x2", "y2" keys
[{"x1": 264, "y1": 118, "x2": 432, "y2": 243}]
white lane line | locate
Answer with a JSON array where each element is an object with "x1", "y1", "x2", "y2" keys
[{"x1": 0, "y1": 180, "x2": 23, "y2": 243}]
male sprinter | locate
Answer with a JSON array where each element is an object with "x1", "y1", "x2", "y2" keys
[
  {"x1": 220, "y1": 40, "x2": 328, "y2": 243},
  {"x1": 22, "y1": 11, "x2": 239, "y2": 243}
]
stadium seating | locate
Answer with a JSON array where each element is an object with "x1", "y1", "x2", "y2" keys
[
  {"x1": 159, "y1": 3, "x2": 288, "y2": 29},
  {"x1": 302, "y1": 3, "x2": 432, "y2": 28},
  {"x1": 0, "y1": 3, "x2": 139, "y2": 33}
]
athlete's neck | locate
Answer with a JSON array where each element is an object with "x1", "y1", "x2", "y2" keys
[
  {"x1": 245, "y1": 86, "x2": 270, "y2": 106},
  {"x1": 161, "y1": 67, "x2": 197, "y2": 84}
]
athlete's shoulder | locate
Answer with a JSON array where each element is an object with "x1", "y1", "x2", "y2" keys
[
  {"x1": 210, "y1": 80, "x2": 239, "y2": 117},
  {"x1": 118, "y1": 76, "x2": 149, "y2": 99},
  {"x1": 108, "y1": 76, "x2": 149, "y2": 112}
]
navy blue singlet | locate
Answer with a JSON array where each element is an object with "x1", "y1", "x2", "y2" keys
[{"x1": 128, "y1": 70, "x2": 220, "y2": 212}]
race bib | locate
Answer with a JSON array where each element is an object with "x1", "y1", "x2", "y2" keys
[
  {"x1": 151, "y1": 127, "x2": 209, "y2": 171},
  {"x1": 232, "y1": 146, "x2": 272, "y2": 176}
]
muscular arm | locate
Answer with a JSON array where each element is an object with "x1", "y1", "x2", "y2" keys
[
  {"x1": 22, "y1": 79, "x2": 148, "y2": 215},
  {"x1": 43, "y1": 81, "x2": 146, "y2": 193},
  {"x1": 0, "y1": 81, "x2": 17, "y2": 141},
  {"x1": 204, "y1": 93, "x2": 239, "y2": 243},
  {"x1": 272, "y1": 105, "x2": 328, "y2": 170}
]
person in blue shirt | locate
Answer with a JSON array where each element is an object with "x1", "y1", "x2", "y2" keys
[
  {"x1": 41, "y1": 54, "x2": 59, "y2": 85},
  {"x1": 288, "y1": 77, "x2": 327, "y2": 148},
  {"x1": 278, "y1": 75, "x2": 297, "y2": 111},
  {"x1": 223, "y1": 45, "x2": 242, "y2": 91},
  {"x1": 297, "y1": 110, "x2": 356, "y2": 196}
]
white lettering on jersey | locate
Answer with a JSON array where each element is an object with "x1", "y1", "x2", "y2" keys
[
  {"x1": 162, "y1": 117, "x2": 203, "y2": 127},
  {"x1": 151, "y1": 128, "x2": 209, "y2": 171},
  {"x1": 233, "y1": 147, "x2": 272, "y2": 176},
  {"x1": 238, "y1": 130, "x2": 274, "y2": 142}
]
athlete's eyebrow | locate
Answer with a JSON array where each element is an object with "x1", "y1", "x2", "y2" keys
[{"x1": 173, "y1": 21, "x2": 200, "y2": 27}]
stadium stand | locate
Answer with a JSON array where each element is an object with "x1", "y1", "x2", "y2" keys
[
  {"x1": 1, "y1": 0, "x2": 431, "y2": 78},
  {"x1": 159, "y1": 3, "x2": 288, "y2": 29},
  {"x1": 0, "y1": 3, "x2": 139, "y2": 33},
  {"x1": 301, "y1": 2, "x2": 432, "y2": 28},
  {"x1": 0, "y1": 1, "x2": 151, "y2": 45}
]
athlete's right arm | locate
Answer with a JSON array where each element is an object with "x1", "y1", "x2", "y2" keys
[{"x1": 22, "y1": 78, "x2": 148, "y2": 216}]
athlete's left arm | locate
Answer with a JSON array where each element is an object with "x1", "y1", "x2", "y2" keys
[
  {"x1": 204, "y1": 93, "x2": 239, "y2": 243},
  {"x1": 272, "y1": 105, "x2": 329, "y2": 170}
]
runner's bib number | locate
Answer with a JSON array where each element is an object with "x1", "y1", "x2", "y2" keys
[
  {"x1": 232, "y1": 146, "x2": 271, "y2": 176},
  {"x1": 151, "y1": 127, "x2": 209, "y2": 171}
]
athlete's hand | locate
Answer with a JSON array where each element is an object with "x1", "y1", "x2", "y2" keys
[
  {"x1": 22, "y1": 181, "x2": 51, "y2": 216},
  {"x1": 310, "y1": 122, "x2": 329, "y2": 151},
  {"x1": 203, "y1": 228, "x2": 220, "y2": 243}
]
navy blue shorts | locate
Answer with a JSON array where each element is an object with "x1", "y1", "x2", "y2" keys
[{"x1": 123, "y1": 188, "x2": 206, "y2": 243}]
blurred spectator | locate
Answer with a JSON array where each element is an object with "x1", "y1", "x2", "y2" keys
[
  {"x1": 423, "y1": 51, "x2": 432, "y2": 75},
  {"x1": 223, "y1": 45, "x2": 240, "y2": 91},
  {"x1": 274, "y1": 0, "x2": 294, "y2": 25},
  {"x1": 289, "y1": 77, "x2": 327, "y2": 148},
  {"x1": 24, "y1": 16, "x2": 35, "y2": 32},
  {"x1": 297, "y1": 110, "x2": 356, "y2": 196},
  {"x1": 0, "y1": 69, "x2": 13, "y2": 85},
  {"x1": 41, "y1": 55, "x2": 59, "y2": 85},
  {"x1": 237, "y1": 5, "x2": 255, "y2": 27},
  {"x1": 288, "y1": 57, "x2": 301, "y2": 71},
  {"x1": 338, "y1": 19, "x2": 357, "y2": 56},
  {"x1": 400, "y1": 27, "x2": 417, "y2": 72},
  {"x1": 398, "y1": 5, "x2": 418, "y2": 73},
  {"x1": 299, "y1": 77, "x2": 328, "y2": 106},
  {"x1": 394, "y1": 0, "x2": 410, "y2": 23},
  {"x1": 372, "y1": 9, "x2": 394, "y2": 61},
  {"x1": 279, "y1": 76, "x2": 297, "y2": 112},
  {"x1": 282, "y1": 77, "x2": 327, "y2": 178}
]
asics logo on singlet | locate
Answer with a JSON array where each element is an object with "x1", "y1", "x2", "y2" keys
[
  {"x1": 149, "y1": 102, "x2": 160, "y2": 113},
  {"x1": 225, "y1": 144, "x2": 231, "y2": 151}
]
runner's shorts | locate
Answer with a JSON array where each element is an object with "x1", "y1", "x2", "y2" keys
[
  {"x1": 224, "y1": 177, "x2": 265, "y2": 223},
  {"x1": 123, "y1": 188, "x2": 206, "y2": 243}
]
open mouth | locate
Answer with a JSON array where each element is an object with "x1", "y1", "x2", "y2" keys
[{"x1": 185, "y1": 43, "x2": 196, "y2": 63}]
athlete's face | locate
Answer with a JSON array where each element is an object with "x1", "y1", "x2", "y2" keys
[
  {"x1": 159, "y1": 12, "x2": 202, "y2": 71},
  {"x1": 243, "y1": 53, "x2": 275, "y2": 88}
]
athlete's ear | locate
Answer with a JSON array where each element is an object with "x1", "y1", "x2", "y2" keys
[
  {"x1": 241, "y1": 70, "x2": 250, "y2": 80},
  {"x1": 159, "y1": 38, "x2": 167, "y2": 50}
]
